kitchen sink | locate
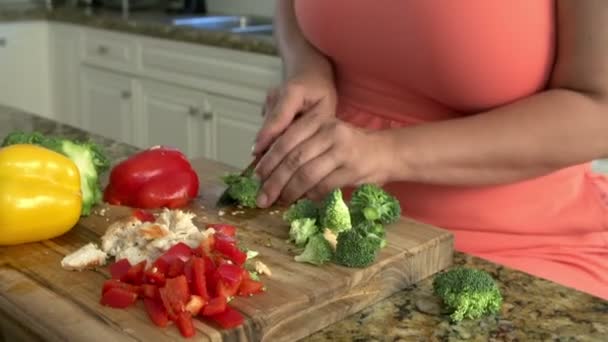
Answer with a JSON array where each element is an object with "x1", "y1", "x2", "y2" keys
[{"x1": 172, "y1": 15, "x2": 274, "y2": 35}]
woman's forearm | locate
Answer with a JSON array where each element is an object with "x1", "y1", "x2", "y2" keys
[
  {"x1": 274, "y1": 0, "x2": 333, "y2": 79},
  {"x1": 381, "y1": 88, "x2": 608, "y2": 186}
]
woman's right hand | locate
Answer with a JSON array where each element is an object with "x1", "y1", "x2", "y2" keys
[{"x1": 252, "y1": 67, "x2": 338, "y2": 155}]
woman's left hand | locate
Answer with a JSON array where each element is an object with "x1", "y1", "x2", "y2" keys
[{"x1": 254, "y1": 112, "x2": 394, "y2": 208}]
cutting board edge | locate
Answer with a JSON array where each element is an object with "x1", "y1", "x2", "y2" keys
[{"x1": 255, "y1": 232, "x2": 455, "y2": 342}]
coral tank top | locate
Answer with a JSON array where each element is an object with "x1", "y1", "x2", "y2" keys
[{"x1": 294, "y1": 0, "x2": 608, "y2": 299}]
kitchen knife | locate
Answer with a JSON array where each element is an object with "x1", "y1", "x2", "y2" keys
[
  {"x1": 216, "y1": 112, "x2": 303, "y2": 207},
  {"x1": 215, "y1": 150, "x2": 264, "y2": 207}
]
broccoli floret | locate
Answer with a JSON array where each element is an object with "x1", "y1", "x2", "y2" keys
[
  {"x1": 319, "y1": 189, "x2": 352, "y2": 234},
  {"x1": 354, "y1": 220, "x2": 387, "y2": 249},
  {"x1": 432, "y1": 267, "x2": 503, "y2": 322},
  {"x1": 283, "y1": 198, "x2": 318, "y2": 223},
  {"x1": 289, "y1": 218, "x2": 319, "y2": 247},
  {"x1": 350, "y1": 184, "x2": 401, "y2": 225},
  {"x1": 1, "y1": 131, "x2": 110, "y2": 216},
  {"x1": 334, "y1": 229, "x2": 382, "y2": 268},
  {"x1": 220, "y1": 172, "x2": 261, "y2": 208},
  {"x1": 294, "y1": 233, "x2": 333, "y2": 266}
]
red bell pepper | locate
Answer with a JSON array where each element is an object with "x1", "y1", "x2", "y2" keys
[
  {"x1": 100, "y1": 287, "x2": 138, "y2": 308},
  {"x1": 207, "y1": 224, "x2": 236, "y2": 237},
  {"x1": 214, "y1": 235, "x2": 247, "y2": 266},
  {"x1": 103, "y1": 146, "x2": 199, "y2": 209},
  {"x1": 132, "y1": 209, "x2": 155, "y2": 222},
  {"x1": 217, "y1": 264, "x2": 243, "y2": 288},
  {"x1": 238, "y1": 279, "x2": 265, "y2": 297},
  {"x1": 200, "y1": 296, "x2": 227, "y2": 316},
  {"x1": 176, "y1": 311, "x2": 196, "y2": 338},
  {"x1": 167, "y1": 258, "x2": 186, "y2": 278},
  {"x1": 121, "y1": 260, "x2": 147, "y2": 285},
  {"x1": 156, "y1": 242, "x2": 193, "y2": 265},
  {"x1": 159, "y1": 275, "x2": 190, "y2": 320},
  {"x1": 101, "y1": 279, "x2": 140, "y2": 296},
  {"x1": 208, "y1": 306, "x2": 244, "y2": 329},
  {"x1": 185, "y1": 295, "x2": 205, "y2": 316},
  {"x1": 183, "y1": 259, "x2": 194, "y2": 285},
  {"x1": 144, "y1": 267, "x2": 166, "y2": 286},
  {"x1": 191, "y1": 257, "x2": 209, "y2": 300},
  {"x1": 108, "y1": 259, "x2": 132, "y2": 280},
  {"x1": 143, "y1": 298, "x2": 169, "y2": 327},
  {"x1": 141, "y1": 284, "x2": 160, "y2": 300}
]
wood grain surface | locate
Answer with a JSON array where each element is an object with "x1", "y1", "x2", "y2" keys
[{"x1": 0, "y1": 157, "x2": 454, "y2": 342}]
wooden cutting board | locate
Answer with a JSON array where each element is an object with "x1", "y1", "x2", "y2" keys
[{"x1": 0, "y1": 157, "x2": 454, "y2": 342}]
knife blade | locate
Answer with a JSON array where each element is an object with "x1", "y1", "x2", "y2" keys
[
  {"x1": 215, "y1": 112, "x2": 303, "y2": 208},
  {"x1": 215, "y1": 151, "x2": 264, "y2": 207}
]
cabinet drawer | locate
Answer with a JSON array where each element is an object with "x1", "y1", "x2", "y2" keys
[
  {"x1": 140, "y1": 39, "x2": 281, "y2": 103},
  {"x1": 82, "y1": 29, "x2": 137, "y2": 72}
]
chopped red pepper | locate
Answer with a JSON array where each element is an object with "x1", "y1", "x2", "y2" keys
[
  {"x1": 121, "y1": 260, "x2": 147, "y2": 285},
  {"x1": 214, "y1": 232, "x2": 236, "y2": 244},
  {"x1": 143, "y1": 298, "x2": 169, "y2": 328},
  {"x1": 183, "y1": 259, "x2": 194, "y2": 285},
  {"x1": 101, "y1": 279, "x2": 140, "y2": 296},
  {"x1": 191, "y1": 257, "x2": 209, "y2": 301},
  {"x1": 159, "y1": 275, "x2": 190, "y2": 321},
  {"x1": 167, "y1": 258, "x2": 186, "y2": 278},
  {"x1": 200, "y1": 296, "x2": 227, "y2": 316},
  {"x1": 99, "y1": 221, "x2": 259, "y2": 335},
  {"x1": 206, "y1": 270, "x2": 221, "y2": 298},
  {"x1": 203, "y1": 255, "x2": 216, "y2": 277},
  {"x1": 238, "y1": 279, "x2": 265, "y2": 297},
  {"x1": 132, "y1": 209, "x2": 155, "y2": 222},
  {"x1": 103, "y1": 146, "x2": 200, "y2": 209},
  {"x1": 194, "y1": 235, "x2": 215, "y2": 257},
  {"x1": 108, "y1": 259, "x2": 132, "y2": 280},
  {"x1": 144, "y1": 267, "x2": 166, "y2": 286},
  {"x1": 185, "y1": 295, "x2": 205, "y2": 316},
  {"x1": 217, "y1": 264, "x2": 243, "y2": 288},
  {"x1": 208, "y1": 306, "x2": 244, "y2": 329},
  {"x1": 176, "y1": 311, "x2": 196, "y2": 338},
  {"x1": 217, "y1": 279, "x2": 241, "y2": 298},
  {"x1": 100, "y1": 287, "x2": 138, "y2": 308},
  {"x1": 152, "y1": 258, "x2": 170, "y2": 276},
  {"x1": 207, "y1": 224, "x2": 236, "y2": 237},
  {"x1": 214, "y1": 237, "x2": 247, "y2": 266},
  {"x1": 157, "y1": 242, "x2": 193, "y2": 265},
  {"x1": 141, "y1": 284, "x2": 159, "y2": 300}
]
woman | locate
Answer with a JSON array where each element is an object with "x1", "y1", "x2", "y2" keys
[{"x1": 252, "y1": 1, "x2": 608, "y2": 299}]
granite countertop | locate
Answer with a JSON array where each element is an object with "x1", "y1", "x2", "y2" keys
[
  {"x1": 1, "y1": 104, "x2": 606, "y2": 341},
  {"x1": 0, "y1": 4, "x2": 278, "y2": 56}
]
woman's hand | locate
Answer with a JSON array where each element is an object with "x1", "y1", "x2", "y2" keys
[
  {"x1": 252, "y1": 68, "x2": 337, "y2": 156},
  {"x1": 254, "y1": 114, "x2": 394, "y2": 208}
]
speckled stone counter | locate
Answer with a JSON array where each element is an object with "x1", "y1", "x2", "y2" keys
[
  {"x1": 0, "y1": 4, "x2": 278, "y2": 56},
  {"x1": 1, "y1": 104, "x2": 606, "y2": 341}
]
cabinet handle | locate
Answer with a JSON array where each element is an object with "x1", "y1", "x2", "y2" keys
[
  {"x1": 0, "y1": 38, "x2": 6, "y2": 47},
  {"x1": 121, "y1": 90, "x2": 131, "y2": 99},
  {"x1": 202, "y1": 111, "x2": 213, "y2": 120},
  {"x1": 188, "y1": 106, "x2": 199, "y2": 116},
  {"x1": 97, "y1": 45, "x2": 109, "y2": 55}
]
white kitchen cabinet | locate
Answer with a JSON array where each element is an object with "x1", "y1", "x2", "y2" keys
[
  {"x1": 207, "y1": 93, "x2": 264, "y2": 168},
  {"x1": 50, "y1": 23, "x2": 81, "y2": 127},
  {"x1": 139, "y1": 79, "x2": 212, "y2": 159},
  {"x1": 0, "y1": 22, "x2": 52, "y2": 118},
  {"x1": 80, "y1": 66, "x2": 136, "y2": 145}
]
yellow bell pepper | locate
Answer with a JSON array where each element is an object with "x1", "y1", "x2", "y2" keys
[{"x1": 0, "y1": 144, "x2": 82, "y2": 245}]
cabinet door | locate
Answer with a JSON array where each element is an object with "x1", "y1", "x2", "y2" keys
[
  {"x1": 139, "y1": 80, "x2": 211, "y2": 159},
  {"x1": 50, "y1": 24, "x2": 81, "y2": 127},
  {"x1": 0, "y1": 22, "x2": 52, "y2": 118},
  {"x1": 206, "y1": 93, "x2": 263, "y2": 168},
  {"x1": 80, "y1": 66, "x2": 135, "y2": 145}
]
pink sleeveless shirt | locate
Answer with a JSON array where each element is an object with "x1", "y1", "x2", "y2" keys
[{"x1": 295, "y1": 0, "x2": 608, "y2": 299}]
